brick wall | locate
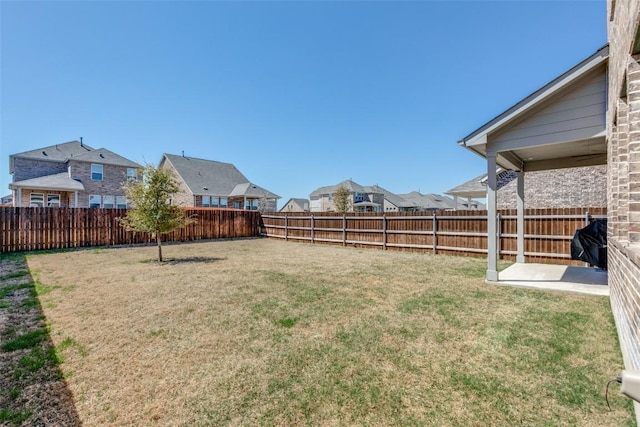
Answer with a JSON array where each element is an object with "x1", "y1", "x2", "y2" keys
[
  {"x1": 68, "y1": 161, "x2": 131, "y2": 207},
  {"x1": 160, "y1": 161, "x2": 195, "y2": 207},
  {"x1": 497, "y1": 165, "x2": 607, "y2": 209},
  {"x1": 607, "y1": 0, "x2": 640, "y2": 418},
  {"x1": 12, "y1": 158, "x2": 67, "y2": 182}
]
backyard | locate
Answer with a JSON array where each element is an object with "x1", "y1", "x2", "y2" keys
[{"x1": 0, "y1": 238, "x2": 634, "y2": 426}]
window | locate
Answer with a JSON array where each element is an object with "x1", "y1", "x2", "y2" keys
[
  {"x1": 91, "y1": 164, "x2": 103, "y2": 181},
  {"x1": 220, "y1": 197, "x2": 228, "y2": 208},
  {"x1": 328, "y1": 193, "x2": 333, "y2": 201},
  {"x1": 202, "y1": 196, "x2": 211, "y2": 207},
  {"x1": 234, "y1": 201, "x2": 242, "y2": 209},
  {"x1": 116, "y1": 196, "x2": 127, "y2": 209},
  {"x1": 126, "y1": 168, "x2": 137, "y2": 181},
  {"x1": 30, "y1": 193, "x2": 44, "y2": 207},
  {"x1": 354, "y1": 192, "x2": 365, "y2": 202},
  {"x1": 89, "y1": 195, "x2": 101, "y2": 208},
  {"x1": 246, "y1": 199, "x2": 259, "y2": 210},
  {"x1": 103, "y1": 195, "x2": 115, "y2": 209},
  {"x1": 211, "y1": 197, "x2": 219, "y2": 208},
  {"x1": 47, "y1": 194, "x2": 61, "y2": 207}
]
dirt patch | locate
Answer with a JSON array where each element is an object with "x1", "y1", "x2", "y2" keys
[{"x1": 0, "y1": 254, "x2": 80, "y2": 426}]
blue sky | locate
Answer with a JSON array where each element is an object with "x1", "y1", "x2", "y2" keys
[{"x1": 1, "y1": 1, "x2": 606, "y2": 206}]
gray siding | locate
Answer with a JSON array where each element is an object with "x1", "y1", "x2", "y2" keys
[{"x1": 494, "y1": 72, "x2": 606, "y2": 148}]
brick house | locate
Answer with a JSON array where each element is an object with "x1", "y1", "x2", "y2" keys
[
  {"x1": 607, "y1": 0, "x2": 640, "y2": 409},
  {"x1": 279, "y1": 198, "x2": 310, "y2": 212},
  {"x1": 445, "y1": 166, "x2": 607, "y2": 209},
  {"x1": 309, "y1": 180, "x2": 385, "y2": 212},
  {"x1": 8, "y1": 140, "x2": 141, "y2": 208},
  {"x1": 159, "y1": 153, "x2": 280, "y2": 211}
]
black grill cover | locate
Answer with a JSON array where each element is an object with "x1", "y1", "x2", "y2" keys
[{"x1": 570, "y1": 219, "x2": 607, "y2": 269}]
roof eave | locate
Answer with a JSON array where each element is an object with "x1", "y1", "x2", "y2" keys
[{"x1": 460, "y1": 44, "x2": 609, "y2": 148}]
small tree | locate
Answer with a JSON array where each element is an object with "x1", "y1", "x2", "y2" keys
[
  {"x1": 333, "y1": 185, "x2": 352, "y2": 213},
  {"x1": 119, "y1": 164, "x2": 194, "y2": 262}
]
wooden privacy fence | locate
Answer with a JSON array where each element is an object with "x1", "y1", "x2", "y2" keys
[
  {"x1": 0, "y1": 207, "x2": 262, "y2": 253},
  {"x1": 261, "y1": 208, "x2": 607, "y2": 265}
]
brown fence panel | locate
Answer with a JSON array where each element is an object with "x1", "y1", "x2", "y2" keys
[
  {"x1": 261, "y1": 208, "x2": 607, "y2": 265},
  {"x1": 0, "y1": 207, "x2": 261, "y2": 253}
]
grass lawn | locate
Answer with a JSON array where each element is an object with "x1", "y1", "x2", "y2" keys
[{"x1": 13, "y1": 239, "x2": 635, "y2": 425}]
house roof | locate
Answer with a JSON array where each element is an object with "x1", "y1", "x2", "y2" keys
[
  {"x1": 161, "y1": 153, "x2": 279, "y2": 198},
  {"x1": 70, "y1": 148, "x2": 141, "y2": 168},
  {"x1": 310, "y1": 179, "x2": 377, "y2": 197},
  {"x1": 9, "y1": 172, "x2": 85, "y2": 192},
  {"x1": 278, "y1": 198, "x2": 310, "y2": 212},
  {"x1": 229, "y1": 182, "x2": 280, "y2": 199},
  {"x1": 10, "y1": 140, "x2": 94, "y2": 173},
  {"x1": 367, "y1": 184, "x2": 417, "y2": 208},
  {"x1": 444, "y1": 174, "x2": 487, "y2": 198},
  {"x1": 398, "y1": 192, "x2": 456, "y2": 210},
  {"x1": 9, "y1": 140, "x2": 140, "y2": 172}
]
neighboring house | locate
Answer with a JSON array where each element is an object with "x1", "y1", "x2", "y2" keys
[
  {"x1": 159, "y1": 153, "x2": 280, "y2": 211},
  {"x1": 279, "y1": 198, "x2": 310, "y2": 212},
  {"x1": 309, "y1": 179, "x2": 385, "y2": 212},
  {"x1": 1, "y1": 194, "x2": 13, "y2": 206},
  {"x1": 446, "y1": 166, "x2": 606, "y2": 209},
  {"x1": 397, "y1": 191, "x2": 474, "y2": 211},
  {"x1": 9, "y1": 140, "x2": 141, "y2": 208},
  {"x1": 367, "y1": 185, "x2": 420, "y2": 212},
  {"x1": 309, "y1": 180, "x2": 475, "y2": 213}
]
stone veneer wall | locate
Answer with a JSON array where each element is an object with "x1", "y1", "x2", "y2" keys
[
  {"x1": 607, "y1": 0, "x2": 640, "y2": 420},
  {"x1": 497, "y1": 165, "x2": 607, "y2": 209}
]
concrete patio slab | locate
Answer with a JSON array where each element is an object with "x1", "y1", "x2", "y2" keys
[{"x1": 490, "y1": 263, "x2": 609, "y2": 296}]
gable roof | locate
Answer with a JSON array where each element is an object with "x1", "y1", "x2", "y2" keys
[
  {"x1": 161, "y1": 153, "x2": 279, "y2": 198},
  {"x1": 70, "y1": 148, "x2": 141, "y2": 168},
  {"x1": 444, "y1": 174, "x2": 487, "y2": 198},
  {"x1": 367, "y1": 184, "x2": 417, "y2": 208},
  {"x1": 310, "y1": 179, "x2": 378, "y2": 197},
  {"x1": 398, "y1": 192, "x2": 456, "y2": 211},
  {"x1": 229, "y1": 182, "x2": 279, "y2": 199},
  {"x1": 279, "y1": 198, "x2": 310, "y2": 212},
  {"x1": 10, "y1": 140, "x2": 94, "y2": 172},
  {"x1": 9, "y1": 140, "x2": 140, "y2": 172}
]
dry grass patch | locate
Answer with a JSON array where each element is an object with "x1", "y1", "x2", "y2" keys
[{"x1": 25, "y1": 239, "x2": 634, "y2": 426}]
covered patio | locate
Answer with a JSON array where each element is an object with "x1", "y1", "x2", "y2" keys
[{"x1": 458, "y1": 45, "x2": 608, "y2": 284}]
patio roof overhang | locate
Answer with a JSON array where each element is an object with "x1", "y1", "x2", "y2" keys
[
  {"x1": 9, "y1": 172, "x2": 85, "y2": 192},
  {"x1": 459, "y1": 45, "x2": 608, "y2": 173},
  {"x1": 457, "y1": 45, "x2": 609, "y2": 282}
]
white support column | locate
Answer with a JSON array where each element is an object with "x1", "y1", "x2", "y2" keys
[
  {"x1": 486, "y1": 153, "x2": 498, "y2": 281},
  {"x1": 516, "y1": 171, "x2": 525, "y2": 263},
  {"x1": 453, "y1": 195, "x2": 458, "y2": 210},
  {"x1": 74, "y1": 191, "x2": 78, "y2": 208},
  {"x1": 16, "y1": 188, "x2": 22, "y2": 207}
]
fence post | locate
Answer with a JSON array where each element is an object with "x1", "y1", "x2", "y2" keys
[
  {"x1": 382, "y1": 215, "x2": 387, "y2": 250},
  {"x1": 432, "y1": 213, "x2": 437, "y2": 255},
  {"x1": 284, "y1": 215, "x2": 288, "y2": 241},
  {"x1": 496, "y1": 213, "x2": 501, "y2": 260},
  {"x1": 342, "y1": 215, "x2": 346, "y2": 247},
  {"x1": 311, "y1": 215, "x2": 315, "y2": 244},
  {"x1": 585, "y1": 211, "x2": 590, "y2": 267}
]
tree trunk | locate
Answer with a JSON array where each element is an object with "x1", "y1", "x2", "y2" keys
[{"x1": 157, "y1": 234, "x2": 163, "y2": 262}]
